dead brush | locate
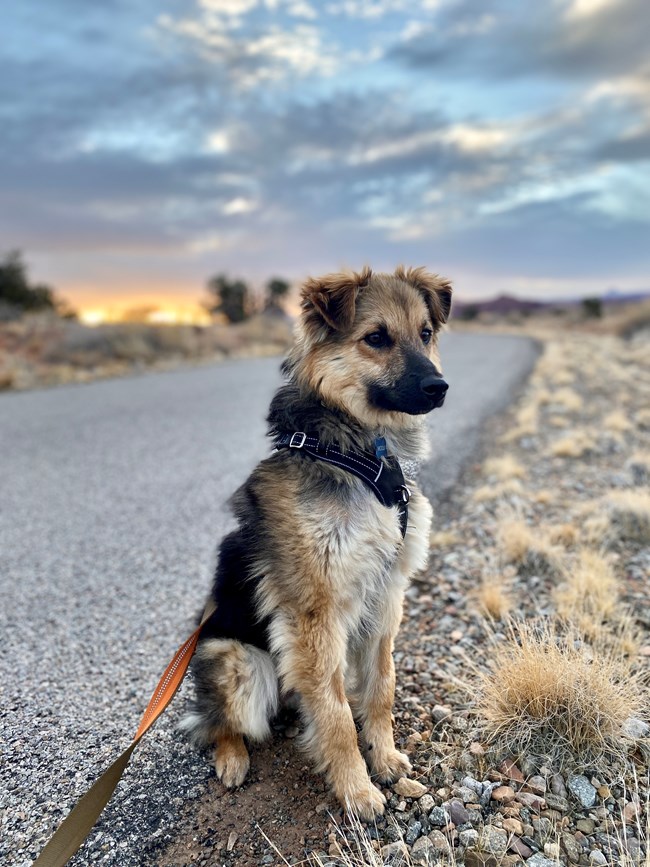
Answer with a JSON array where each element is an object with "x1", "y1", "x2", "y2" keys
[
  {"x1": 550, "y1": 430, "x2": 596, "y2": 458},
  {"x1": 476, "y1": 620, "x2": 645, "y2": 771},
  {"x1": 553, "y1": 549, "x2": 620, "y2": 639},
  {"x1": 482, "y1": 455, "x2": 526, "y2": 481},
  {"x1": 628, "y1": 451, "x2": 650, "y2": 486},
  {"x1": 472, "y1": 576, "x2": 513, "y2": 620},
  {"x1": 608, "y1": 491, "x2": 650, "y2": 544},
  {"x1": 473, "y1": 479, "x2": 523, "y2": 503},
  {"x1": 497, "y1": 517, "x2": 565, "y2": 577}
]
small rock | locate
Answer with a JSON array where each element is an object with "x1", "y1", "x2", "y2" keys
[
  {"x1": 576, "y1": 818, "x2": 595, "y2": 834},
  {"x1": 527, "y1": 775, "x2": 547, "y2": 795},
  {"x1": 462, "y1": 776, "x2": 484, "y2": 795},
  {"x1": 589, "y1": 851, "x2": 608, "y2": 866},
  {"x1": 447, "y1": 799, "x2": 470, "y2": 826},
  {"x1": 469, "y1": 741, "x2": 485, "y2": 756},
  {"x1": 410, "y1": 836, "x2": 435, "y2": 865},
  {"x1": 418, "y1": 794, "x2": 435, "y2": 813},
  {"x1": 381, "y1": 841, "x2": 409, "y2": 860},
  {"x1": 526, "y1": 855, "x2": 558, "y2": 867},
  {"x1": 492, "y1": 785, "x2": 516, "y2": 804},
  {"x1": 428, "y1": 829, "x2": 451, "y2": 855},
  {"x1": 500, "y1": 758, "x2": 526, "y2": 784},
  {"x1": 503, "y1": 818, "x2": 524, "y2": 836},
  {"x1": 532, "y1": 817, "x2": 553, "y2": 840},
  {"x1": 561, "y1": 831, "x2": 582, "y2": 864},
  {"x1": 567, "y1": 775, "x2": 597, "y2": 809},
  {"x1": 432, "y1": 704, "x2": 452, "y2": 723},
  {"x1": 464, "y1": 853, "x2": 499, "y2": 867},
  {"x1": 226, "y1": 832, "x2": 238, "y2": 852},
  {"x1": 406, "y1": 820, "x2": 423, "y2": 845},
  {"x1": 479, "y1": 826, "x2": 509, "y2": 857},
  {"x1": 457, "y1": 785, "x2": 480, "y2": 803},
  {"x1": 550, "y1": 773, "x2": 568, "y2": 798},
  {"x1": 516, "y1": 792, "x2": 546, "y2": 811},
  {"x1": 459, "y1": 828, "x2": 479, "y2": 848},
  {"x1": 544, "y1": 792, "x2": 569, "y2": 813},
  {"x1": 544, "y1": 842, "x2": 560, "y2": 858},
  {"x1": 393, "y1": 777, "x2": 428, "y2": 798},
  {"x1": 428, "y1": 806, "x2": 449, "y2": 828},
  {"x1": 623, "y1": 800, "x2": 639, "y2": 822},
  {"x1": 508, "y1": 836, "x2": 533, "y2": 859},
  {"x1": 622, "y1": 717, "x2": 650, "y2": 739}
]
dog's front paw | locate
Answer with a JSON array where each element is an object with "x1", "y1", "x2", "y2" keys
[
  {"x1": 342, "y1": 781, "x2": 386, "y2": 821},
  {"x1": 369, "y1": 748, "x2": 412, "y2": 784},
  {"x1": 213, "y1": 740, "x2": 250, "y2": 788}
]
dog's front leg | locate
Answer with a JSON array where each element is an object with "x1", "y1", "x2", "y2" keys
[
  {"x1": 279, "y1": 609, "x2": 386, "y2": 820},
  {"x1": 353, "y1": 631, "x2": 412, "y2": 784}
]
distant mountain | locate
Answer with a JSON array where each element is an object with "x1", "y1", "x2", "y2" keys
[{"x1": 452, "y1": 290, "x2": 650, "y2": 318}]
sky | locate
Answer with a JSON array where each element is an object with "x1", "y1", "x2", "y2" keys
[{"x1": 2, "y1": 0, "x2": 649, "y2": 317}]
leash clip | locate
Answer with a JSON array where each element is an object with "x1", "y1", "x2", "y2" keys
[
  {"x1": 399, "y1": 484, "x2": 411, "y2": 504},
  {"x1": 289, "y1": 431, "x2": 307, "y2": 449}
]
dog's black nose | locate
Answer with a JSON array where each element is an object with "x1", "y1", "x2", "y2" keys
[{"x1": 420, "y1": 375, "x2": 448, "y2": 400}]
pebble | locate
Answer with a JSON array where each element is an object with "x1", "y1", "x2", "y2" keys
[
  {"x1": 381, "y1": 841, "x2": 408, "y2": 860},
  {"x1": 479, "y1": 826, "x2": 508, "y2": 857},
  {"x1": 576, "y1": 818, "x2": 595, "y2": 834},
  {"x1": 499, "y1": 758, "x2": 526, "y2": 783},
  {"x1": 446, "y1": 799, "x2": 470, "y2": 825},
  {"x1": 226, "y1": 831, "x2": 238, "y2": 852},
  {"x1": 428, "y1": 807, "x2": 449, "y2": 828},
  {"x1": 428, "y1": 829, "x2": 451, "y2": 855},
  {"x1": 561, "y1": 831, "x2": 582, "y2": 863},
  {"x1": 509, "y1": 837, "x2": 533, "y2": 859},
  {"x1": 418, "y1": 794, "x2": 435, "y2": 813},
  {"x1": 544, "y1": 792, "x2": 569, "y2": 812},
  {"x1": 502, "y1": 818, "x2": 524, "y2": 835},
  {"x1": 527, "y1": 775, "x2": 547, "y2": 795},
  {"x1": 589, "y1": 850, "x2": 608, "y2": 866},
  {"x1": 459, "y1": 828, "x2": 479, "y2": 848},
  {"x1": 462, "y1": 776, "x2": 484, "y2": 795},
  {"x1": 567, "y1": 775, "x2": 597, "y2": 808},
  {"x1": 623, "y1": 717, "x2": 650, "y2": 739},
  {"x1": 393, "y1": 777, "x2": 428, "y2": 798},
  {"x1": 491, "y1": 785, "x2": 516, "y2": 804},
  {"x1": 457, "y1": 785, "x2": 480, "y2": 803},
  {"x1": 405, "y1": 820, "x2": 423, "y2": 845},
  {"x1": 410, "y1": 836, "x2": 435, "y2": 865},
  {"x1": 526, "y1": 855, "x2": 558, "y2": 867},
  {"x1": 432, "y1": 704, "x2": 452, "y2": 723}
]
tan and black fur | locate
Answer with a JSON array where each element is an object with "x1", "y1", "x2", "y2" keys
[{"x1": 182, "y1": 266, "x2": 452, "y2": 819}]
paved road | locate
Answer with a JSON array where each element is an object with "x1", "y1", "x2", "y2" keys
[{"x1": 0, "y1": 333, "x2": 538, "y2": 866}]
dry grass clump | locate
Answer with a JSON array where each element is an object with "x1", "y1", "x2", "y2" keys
[
  {"x1": 473, "y1": 577, "x2": 513, "y2": 620},
  {"x1": 604, "y1": 410, "x2": 633, "y2": 434},
  {"x1": 608, "y1": 490, "x2": 650, "y2": 543},
  {"x1": 497, "y1": 518, "x2": 565, "y2": 576},
  {"x1": 430, "y1": 529, "x2": 460, "y2": 548},
  {"x1": 553, "y1": 549, "x2": 620, "y2": 639},
  {"x1": 477, "y1": 621, "x2": 644, "y2": 769},
  {"x1": 483, "y1": 455, "x2": 526, "y2": 481},
  {"x1": 547, "y1": 523, "x2": 579, "y2": 547},
  {"x1": 636, "y1": 408, "x2": 650, "y2": 430},
  {"x1": 473, "y1": 479, "x2": 523, "y2": 503},
  {"x1": 500, "y1": 401, "x2": 539, "y2": 443},
  {"x1": 551, "y1": 387, "x2": 583, "y2": 412},
  {"x1": 550, "y1": 430, "x2": 596, "y2": 458}
]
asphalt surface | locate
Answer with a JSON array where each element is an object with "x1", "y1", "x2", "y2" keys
[{"x1": 0, "y1": 332, "x2": 538, "y2": 866}]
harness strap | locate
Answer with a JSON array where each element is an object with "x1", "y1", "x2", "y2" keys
[{"x1": 275, "y1": 432, "x2": 410, "y2": 537}]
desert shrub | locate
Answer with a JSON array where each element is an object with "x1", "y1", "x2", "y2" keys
[
  {"x1": 477, "y1": 621, "x2": 644, "y2": 770},
  {"x1": 497, "y1": 518, "x2": 564, "y2": 576}
]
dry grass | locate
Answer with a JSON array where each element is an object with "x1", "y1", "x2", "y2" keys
[
  {"x1": 551, "y1": 387, "x2": 583, "y2": 412},
  {"x1": 472, "y1": 479, "x2": 523, "y2": 503},
  {"x1": 477, "y1": 621, "x2": 644, "y2": 770},
  {"x1": 553, "y1": 549, "x2": 620, "y2": 639},
  {"x1": 636, "y1": 408, "x2": 650, "y2": 430},
  {"x1": 604, "y1": 410, "x2": 634, "y2": 434},
  {"x1": 547, "y1": 523, "x2": 579, "y2": 547},
  {"x1": 430, "y1": 529, "x2": 460, "y2": 548},
  {"x1": 608, "y1": 490, "x2": 650, "y2": 544},
  {"x1": 550, "y1": 430, "x2": 596, "y2": 458},
  {"x1": 482, "y1": 455, "x2": 527, "y2": 481},
  {"x1": 473, "y1": 577, "x2": 513, "y2": 620},
  {"x1": 628, "y1": 451, "x2": 650, "y2": 485},
  {"x1": 497, "y1": 518, "x2": 565, "y2": 576}
]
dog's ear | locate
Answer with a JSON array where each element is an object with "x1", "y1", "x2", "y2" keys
[
  {"x1": 395, "y1": 265, "x2": 452, "y2": 325},
  {"x1": 301, "y1": 267, "x2": 372, "y2": 332}
]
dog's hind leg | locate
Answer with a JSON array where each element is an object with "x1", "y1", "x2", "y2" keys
[{"x1": 181, "y1": 638, "x2": 279, "y2": 788}]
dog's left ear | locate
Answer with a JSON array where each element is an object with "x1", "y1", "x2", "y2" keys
[
  {"x1": 301, "y1": 267, "x2": 372, "y2": 332},
  {"x1": 395, "y1": 265, "x2": 453, "y2": 325}
]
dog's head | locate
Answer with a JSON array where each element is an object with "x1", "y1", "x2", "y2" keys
[{"x1": 289, "y1": 266, "x2": 452, "y2": 429}]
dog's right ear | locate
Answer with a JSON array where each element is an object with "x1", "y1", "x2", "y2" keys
[{"x1": 301, "y1": 267, "x2": 372, "y2": 333}]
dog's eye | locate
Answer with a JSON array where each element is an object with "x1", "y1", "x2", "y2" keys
[
  {"x1": 364, "y1": 331, "x2": 389, "y2": 348},
  {"x1": 421, "y1": 328, "x2": 433, "y2": 345}
]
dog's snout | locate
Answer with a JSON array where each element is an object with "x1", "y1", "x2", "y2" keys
[{"x1": 420, "y1": 375, "x2": 448, "y2": 399}]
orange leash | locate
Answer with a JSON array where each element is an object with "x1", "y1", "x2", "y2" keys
[{"x1": 33, "y1": 605, "x2": 214, "y2": 867}]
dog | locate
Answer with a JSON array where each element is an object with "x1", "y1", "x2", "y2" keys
[{"x1": 182, "y1": 265, "x2": 452, "y2": 820}]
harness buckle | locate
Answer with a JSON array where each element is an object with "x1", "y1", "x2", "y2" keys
[
  {"x1": 399, "y1": 484, "x2": 411, "y2": 504},
  {"x1": 289, "y1": 432, "x2": 307, "y2": 449}
]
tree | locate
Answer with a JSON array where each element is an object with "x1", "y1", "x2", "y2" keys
[
  {"x1": 582, "y1": 297, "x2": 602, "y2": 319},
  {"x1": 204, "y1": 274, "x2": 250, "y2": 323},
  {"x1": 0, "y1": 250, "x2": 74, "y2": 318},
  {"x1": 265, "y1": 277, "x2": 290, "y2": 311}
]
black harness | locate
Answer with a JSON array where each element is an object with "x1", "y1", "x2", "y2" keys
[{"x1": 275, "y1": 431, "x2": 410, "y2": 537}]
